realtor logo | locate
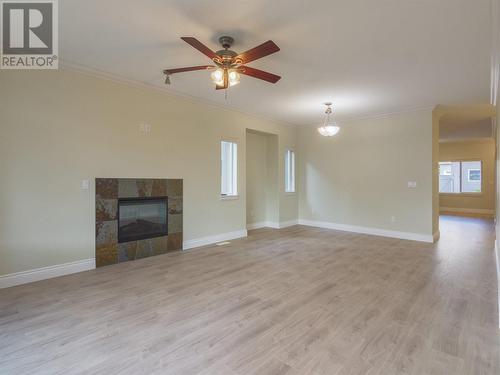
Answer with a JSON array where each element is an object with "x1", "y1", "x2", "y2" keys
[{"x1": 1, "y1": 0, "x2": 58, "y2": 69}]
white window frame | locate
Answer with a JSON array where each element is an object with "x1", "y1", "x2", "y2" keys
[
  {"x1": 284, "y1": 149, "x2": 296, "y2": 193},
  {"x1": 220, "y1": 140, "x2": 238, "y2": 199}
]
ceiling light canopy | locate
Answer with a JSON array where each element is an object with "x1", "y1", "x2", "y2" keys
[{"x1": 318, "y1": 102, "x2": 340, "y2": 136}]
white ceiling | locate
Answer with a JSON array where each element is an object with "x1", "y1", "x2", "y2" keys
[{"x1": 60, "y1": 0, "x2": 492, "y2": 126}]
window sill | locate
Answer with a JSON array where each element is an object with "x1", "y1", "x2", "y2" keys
[
  {"x1": 221, "y1": 195, "x2": 239, "y2": 201},
  {"x1": 284, "y1": 191, "x2": 296, "y2": 196},
  {"x1": 439, "y1": 193, "x2": 483, "y2": 197}
]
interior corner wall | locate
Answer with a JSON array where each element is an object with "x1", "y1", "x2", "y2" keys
[
  {"x1": 497, "y1": 105, "x2": 500, "y2": 239},
  {"x1": 265, "y1": 134, "x2": 280, "y2": 224},
  {"x1": 492, "y1": 0, "x2": 500, "y2": 249},
  {"x1": 0, "y1": 68, "x2": 298, "y2": 276},
  {"x1": 278, "y1": 132, "x2": 298, "y2": 224},
  {"x1": 432, "y1": 110, "x2": 440, "y2": 236},
  {"x1": 298, "y1": 109, "x2": 434, "y2": 237}
]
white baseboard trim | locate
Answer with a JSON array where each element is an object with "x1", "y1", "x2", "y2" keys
[
  {"x1": 247, "y1": 221, "x2": 279, "y2": 230},
  {"x1": 183, "y1": 229, "x2": 248, "y2": 250},
  {"x1": 495, "y1": 240, "x2": 500, "y2": 329},
  {"x1": 0, "y1": 258, "x2": 96, "y2": 289},
  {"x1": 0, "y1": 229, "x2": 249, "y2": 289},
  {"x1": 247, "y1": 221, "x2": 268, "y2": 230},
  {"x1": 279, "y1": 220, "x2": 299, "y2": 228},
  {"x1": 440, "y1": 207, "x2": 495, "y2": 215},
  {"x1": 298, "y1": 219, "x2": 433, "y2": 243},
  {"x1": 247, "y1": 220, "x2": 298, "y2": 230}
]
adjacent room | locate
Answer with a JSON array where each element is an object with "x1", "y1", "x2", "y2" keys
[
  {"x1": 1, "y1": 0, "x2": 499, "y2": 374},
  {"x1": 437, "y1": 106, "x2": 496, "y2": 218}
]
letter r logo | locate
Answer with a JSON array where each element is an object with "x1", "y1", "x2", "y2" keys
[{"x1": 2, "y1": 2, "x2": 53, "y2": 54}]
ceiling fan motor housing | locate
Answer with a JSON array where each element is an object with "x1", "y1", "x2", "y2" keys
[{"x1": 219, "y1": 36, "x2": 234, "y2": 49}]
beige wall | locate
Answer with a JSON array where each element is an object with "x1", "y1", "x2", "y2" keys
[
  {"x1": 246, "y1": 131, "x2": 268, "y2": 225},
  {"x1": 0, "y1": 69, "x2": 298, "y2": 276},
  {"x1": 432, "y1": 110, "x2": 440, "y2": 236},
  {"x1": 497, "y1": 95, "x2": 500, "y2": 243},
  {"x1": 439, "y1": 139, "x2": 495, "y2": 212},
  {"x1": 246, "y1": 130, "x2": 279, "y2": 226},
  {"x1": 298, "y1": 109, "x2": 434, "y2": 236}
]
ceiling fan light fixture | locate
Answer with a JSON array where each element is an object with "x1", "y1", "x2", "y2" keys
[
  {"x1": 211, "y1": 68, "x2": 225, "y2": 85},
  {"x1": 228, "y1": 70, "x2": 240, "y2": 86},
  {"x1": 318, "y1": 102, "x2": 340, "y2": 137}
]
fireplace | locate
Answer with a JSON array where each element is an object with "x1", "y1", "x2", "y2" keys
[
  {"x1": 96, "y1": 178, "x2": 182, "y2": 267},
  {"x1": 118, "y1": 197, "x2": 168, "y2": 243}
]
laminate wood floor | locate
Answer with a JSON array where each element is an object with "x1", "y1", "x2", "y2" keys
[{"x1": 1, "y1": 216, "x2": 499, "y2": 374}]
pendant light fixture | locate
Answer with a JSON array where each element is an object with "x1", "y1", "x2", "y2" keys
[{"x1": 318, "y1": 102, "x2": 340, "y2": 137}]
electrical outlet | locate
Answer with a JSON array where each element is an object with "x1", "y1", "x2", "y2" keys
[
  {"x1": 407, "y1": 181, "x2": 417, "y2": 188},
  {"x1": 391, "y1": 216, "x2": 396, "y2": 223}
]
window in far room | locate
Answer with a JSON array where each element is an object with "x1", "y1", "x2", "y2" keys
[
  {"x1": 439, "y1": 161, "x2": 481, "y2": 193},
  {"x1": 461, "y1": 161, "x2": 481, "y2": 193}
]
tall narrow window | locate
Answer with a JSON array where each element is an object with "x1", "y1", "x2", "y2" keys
[
  {"x1": 221, "y1": 141, "x2": 238, "y2": 197},
  {"x1": 439, "y1": 161, "x2": 482, "y2": 193},
  {"x1": 285, "y1": 149, "x2": 295, "y2": 193}
]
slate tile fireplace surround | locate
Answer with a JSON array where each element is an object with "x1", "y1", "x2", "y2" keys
[{"x1": 95, "y1": 178, "x2": 183, "y2": 267}]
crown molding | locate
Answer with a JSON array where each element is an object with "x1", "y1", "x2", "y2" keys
[
  {"x1": 340, "y1": 105, "x2": 436, "y2": 122},
  {"x1": 59, "y1": 60, "x2": 441, "y2": 128},
  {"x1": 59, "y1": 59, "x2": 297, "y2": 129},
  {"x1": 304, "y1": 105, "x2": 436, "y2": 129},
  {"x1": 59, "y1": 58, "x2": 490, "y2": 128}
]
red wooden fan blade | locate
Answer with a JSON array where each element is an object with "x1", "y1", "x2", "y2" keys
[
  {"x1": 238, "y1": 66, "x2": 281, "y2": 83},
  {"x1": 235, "y1": 40, "x2": 280, "y2": 64},
  {"x1": 215, "y1": 69, "x2": 229, "y2": 90},
  {"x1": 163, "y1": 65, "x2": 214, "y2": 75},
  {"x1": 181, "y1": 37, "x2": 218, "y2": 60}
]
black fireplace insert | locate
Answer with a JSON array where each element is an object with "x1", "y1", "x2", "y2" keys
[{"x1": 118, "y1": 197, "x2": 168, "y2": 243}]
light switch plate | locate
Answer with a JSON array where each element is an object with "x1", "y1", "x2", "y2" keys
[
  {"x1": 81, "y1": 179, "x2": 90, "y2": 190},
  {"x1": 139, "y1": 123, "x2": 151, "y2": 133},
  {"x1": 407, "y1": 181, "x2": 417, "y2": 188}
]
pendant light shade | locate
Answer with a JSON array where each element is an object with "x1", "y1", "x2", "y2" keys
[{"x1": 318, "y1": 102, "x2": 340, "y2": 137}]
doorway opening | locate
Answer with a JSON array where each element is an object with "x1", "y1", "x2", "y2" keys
[
  {"x1": 434, "y1": 106, "x2": 496, "y2": 230},
  {"x1": 245, "y1": 129, "x2": 279, "y2": 230}
]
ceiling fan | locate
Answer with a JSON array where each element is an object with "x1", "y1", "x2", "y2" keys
[{"x1": 163, "y1": 36, "x2": 281, "y2": 90}]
